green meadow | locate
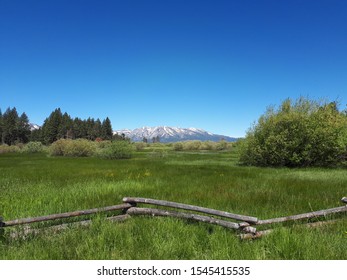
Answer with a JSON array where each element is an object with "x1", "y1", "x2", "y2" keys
[{"x1": 0, "y1": 147, "x2": 346, "y2": 260}]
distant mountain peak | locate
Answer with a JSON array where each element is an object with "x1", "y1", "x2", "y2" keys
[
  {"x1": 29, "y1": 123, "x2": 40, "y2": 131},
  {"x1": 113, "y1": 126, "x2": 237, "y2": 142}
]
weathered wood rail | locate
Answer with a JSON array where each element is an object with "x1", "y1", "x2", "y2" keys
[
  {"x1": 1, "y1": 203, "x2": 132, "y2": 227},
  {"x1": 123, "y1": 197, "x2": 258, "y2": 224},
  {"x1": 256, "y1": 205, "x2": 347, "y2": 225},
  {"x1": 0, "y1": 197, "x2": 346, "y2": 240}
]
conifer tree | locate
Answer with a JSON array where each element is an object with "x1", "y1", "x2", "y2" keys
[
  {"x1": 101, "y1": 117, "x2": 113, "y2": 140},
  {"x1": 2, "y1": 107, "x2": 19, "y2": 145},
  {"x1": 17, "y1": 112, "x2": 31, "y2": 143},
  {"x1": 41, "y1": 108, "x2": 63, "y2": 144}
]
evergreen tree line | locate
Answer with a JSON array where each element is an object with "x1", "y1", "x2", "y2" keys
[
  {"x1": 0, "y1": 107, "x2": 119, "y2": 145},
  {"x1": 0, "y1": 107, "x2": 31, "y2": 145}
]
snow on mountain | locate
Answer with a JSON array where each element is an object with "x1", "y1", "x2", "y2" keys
[
  {"x1": 113, "y1": 126, "x2": 237, "y2": 142},
  {"x1": 29, "y1": 123, "x2": 40, "y2": 131}
]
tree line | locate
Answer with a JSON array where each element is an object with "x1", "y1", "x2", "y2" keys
[{"x1": 0, "y1": 107, "x2": 121, "y2": 145}]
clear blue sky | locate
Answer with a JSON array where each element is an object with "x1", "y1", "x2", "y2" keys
[{"x1": 1, "y1": 0, "x2": 346, "y2": 137}]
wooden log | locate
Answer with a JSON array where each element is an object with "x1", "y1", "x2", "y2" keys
[
  {"x1": 341, "y1": 197, "x2": 347, "y2": 204},
  {"x1": 126, "y1": 207, "x2": 258, "y2": 233},
  {"x1": 3, "y1": 203, "x2": 132, "y2": 227},
  {"x1": 257, "y1": 205, "x2": 347, "y2": 225},
  {"x1": 239, "y1": 219, "x2": 340, "y2": 240},
  {"x1": 9, "y1": 214, "x2": 130, "y2": 240},
  {"x1": 123, "y1": 197, "x2": 258, "y2": 224}
]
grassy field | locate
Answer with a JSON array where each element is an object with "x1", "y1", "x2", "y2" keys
[{"x1": 0, "y1": 147, "x2": 346, "y2": 259}]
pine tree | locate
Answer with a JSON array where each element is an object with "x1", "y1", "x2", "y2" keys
[
  {"x1": 58, "y1": 112, "x2": 73, "y2": 139},
  {"x1": 73, "y1": 118, "x2": 86, "y2": 139},
  {"x1": 101, "y1": 117, "x2": 113, "y2": 140},
  {"x1": 17, "y1": 112, "x2": 31, "y2": 143},
  {"x1": 41, "y1": 108, "x2": 63, "y2": 144},
  {"x1": 2, "y1": 107, "x2": 19, "y2": 145}
]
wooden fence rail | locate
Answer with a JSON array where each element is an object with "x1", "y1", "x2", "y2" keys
[
  {"x1": 0, "y1": 197, "x2": 346, "y2": 240},
  {"x1": 2, "y1": 203, "x2": 132, "y2": 227},
  {"x1": 256, "y1": 205, "x2": 347, "y2": 225},
  {"x1": 126, "y1": 207, "x2": 256, "y2": 234},
  {"x1": 123, "y1": 197, "x2": 258, "y2": 224}
]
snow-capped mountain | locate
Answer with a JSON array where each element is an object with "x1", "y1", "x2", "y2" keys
[
  {"x1": 29, "y1": 123, "x2": 40, "y2": 131},
  {"x1": 114, "y1": 126, "x2": 237, "y2": 142}
]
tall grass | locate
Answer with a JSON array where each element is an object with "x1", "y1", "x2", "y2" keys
[{"x1": 0, "y1": 150, "x2": 346, "y2": 259}]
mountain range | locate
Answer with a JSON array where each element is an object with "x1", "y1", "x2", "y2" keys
[{"x1": 114, "y1": 126, "x2": 238, "y2": 143}]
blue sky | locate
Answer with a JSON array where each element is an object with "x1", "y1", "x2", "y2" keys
[{"x1": 1, "y1": 0, "x2": 346, "y2": 137}]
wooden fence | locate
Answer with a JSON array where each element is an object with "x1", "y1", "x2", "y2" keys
[{"x1": 1, "y1": 197, "x2": 346, "y2": 240}]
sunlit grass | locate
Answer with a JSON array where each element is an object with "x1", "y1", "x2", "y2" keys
[{"x1": 0, "y1": 150, "x2": 346, "y2": 259}]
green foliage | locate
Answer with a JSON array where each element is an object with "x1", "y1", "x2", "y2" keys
[
  {"x1": 0, "y1": 107, "x2": 31, "y2": 145},
  {"x1": 49, "y1": 139, "x2": 97, "y2": 157},
  {"x1": 171, "y1": 140, "x2": 231, "y2": 151},
  {"x1": 215, "y1": 140, "x2": 228, "y2": 150},
  {"x1": 240, "y1": 97, "x2": 347, "y2": 167},
  {"x1": 22, "y1": 141, "x2": 46, "y2": 153},
  {"x1": 101, "y1": 117, "x2": 113, "y2": 140},
  {"x1": 173, "y1": 142, "x2": 184, "y2": 151},
  {"x1": 98, "y1": 140, "x2": 133, "y2": 159},
  {"x1": 0, "y1": 144, "x2": 20, "y2": 154},
  {"x1": 40, "y1": 108, "x2": 114, "y2": 144},
  {"x1": 134, "y1": 142, "x2": 146, "y2": 151},
  {"x1": 0, "y1": 151, "x2": 346, "y2": 259}
]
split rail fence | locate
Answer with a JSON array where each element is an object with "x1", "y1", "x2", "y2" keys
[{"x1": 1, "y1": 197, "x2": 346, "y2": 240}]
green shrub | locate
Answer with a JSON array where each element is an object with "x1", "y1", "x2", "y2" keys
[
  {"x1": 96, "y1": 140, "x2": 112, "y2": 149},
  {"x1": 49, "y1": 139, "x2": 66, "y2": 156},
  {"x1": 22, "y1": 142, "x2": 46, "y2": 153},
  {"x1": 239, "y1": 97, "x2": 347, "y2": 167},
  {"x1": 215, "y1": 140, "x2": 228, "y2": 150},
  {"x1": 173, "y1": 142, "x2": 184, "y2": 151},
  {"x1": 200, "y1": 141, "x2": 214, "y2": 150},
  {"x1": 99, "y1": 140, "x2": 133, "y2": 159},
  {"x1": 49, "y1": 139, "x2": 96, "y2": 157},
  {"x1": 183, "y1": 140, "x2": 202, "y2": 150},
  {"x1": 135, "y1": 142, "x2": 146, "y2": 151},
  {"x1": 64, "y1": 139, "x2": 96, "y2": 157},
  {"x1": 0, "y1": 144, "x2": 20, "y2": 154}
]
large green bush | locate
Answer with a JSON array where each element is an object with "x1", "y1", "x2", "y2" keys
[
  {"x1": 0, "y1": 144, "x2": 20, "y2": 154},
  {"x1": 22, "y1": 141, "x2": 46, "y2": 153},
  {"x1": 99, "y1": 140, "x2": 133, "y2": 159},
  {"x1": 49, "y1": 139, "x2": 96, "y2": 157},
  {"x1": 239, "y1": 97, "x2": 347, "y2": 167}
]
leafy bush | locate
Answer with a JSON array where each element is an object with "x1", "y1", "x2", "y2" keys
[
  {"x1": 239, "y1": 97, "x2": 347, "y2": 167},
  {"x1": 22, "y1": 142, "x2": 46, "y2": 153},
  {"x1": 49, "y1": 139, "x2": 66, "y2": 156},
  {"x1": 215, "y1": 140, "x2": 228, "y2": 150},
  {"x1": 172, "y1": 140, "x2": 231, "y2": 151},
  {"x1": 173, "y1": 142, "x2": 184, "y2": 151},
  {"x1": 99, "y1": 140, "x2": 133, "y2": 159},
  {"x1": 135, "y1": 142, "x2": 146, "y2": 151},
  {"x1": 0, "y1": 144, "x2": 20, "y2": 154},
  {"x1": 96, "y1": 140, "x2": 112, "y2": 149},
  {"x1": 64, "y1": 139, "x2": 96, "y2": 157},
  {"x1": 49, "y1": 139, "x2": 96, "y2": 157}
]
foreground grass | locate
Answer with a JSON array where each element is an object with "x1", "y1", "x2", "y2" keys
[{"x1": 0, "y1": 151, "x2": 346, "y2": 259}]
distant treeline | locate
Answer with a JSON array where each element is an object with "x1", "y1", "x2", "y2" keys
[{"x1": 0, "y1": 107, "x2": 124, "y2": 145}]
